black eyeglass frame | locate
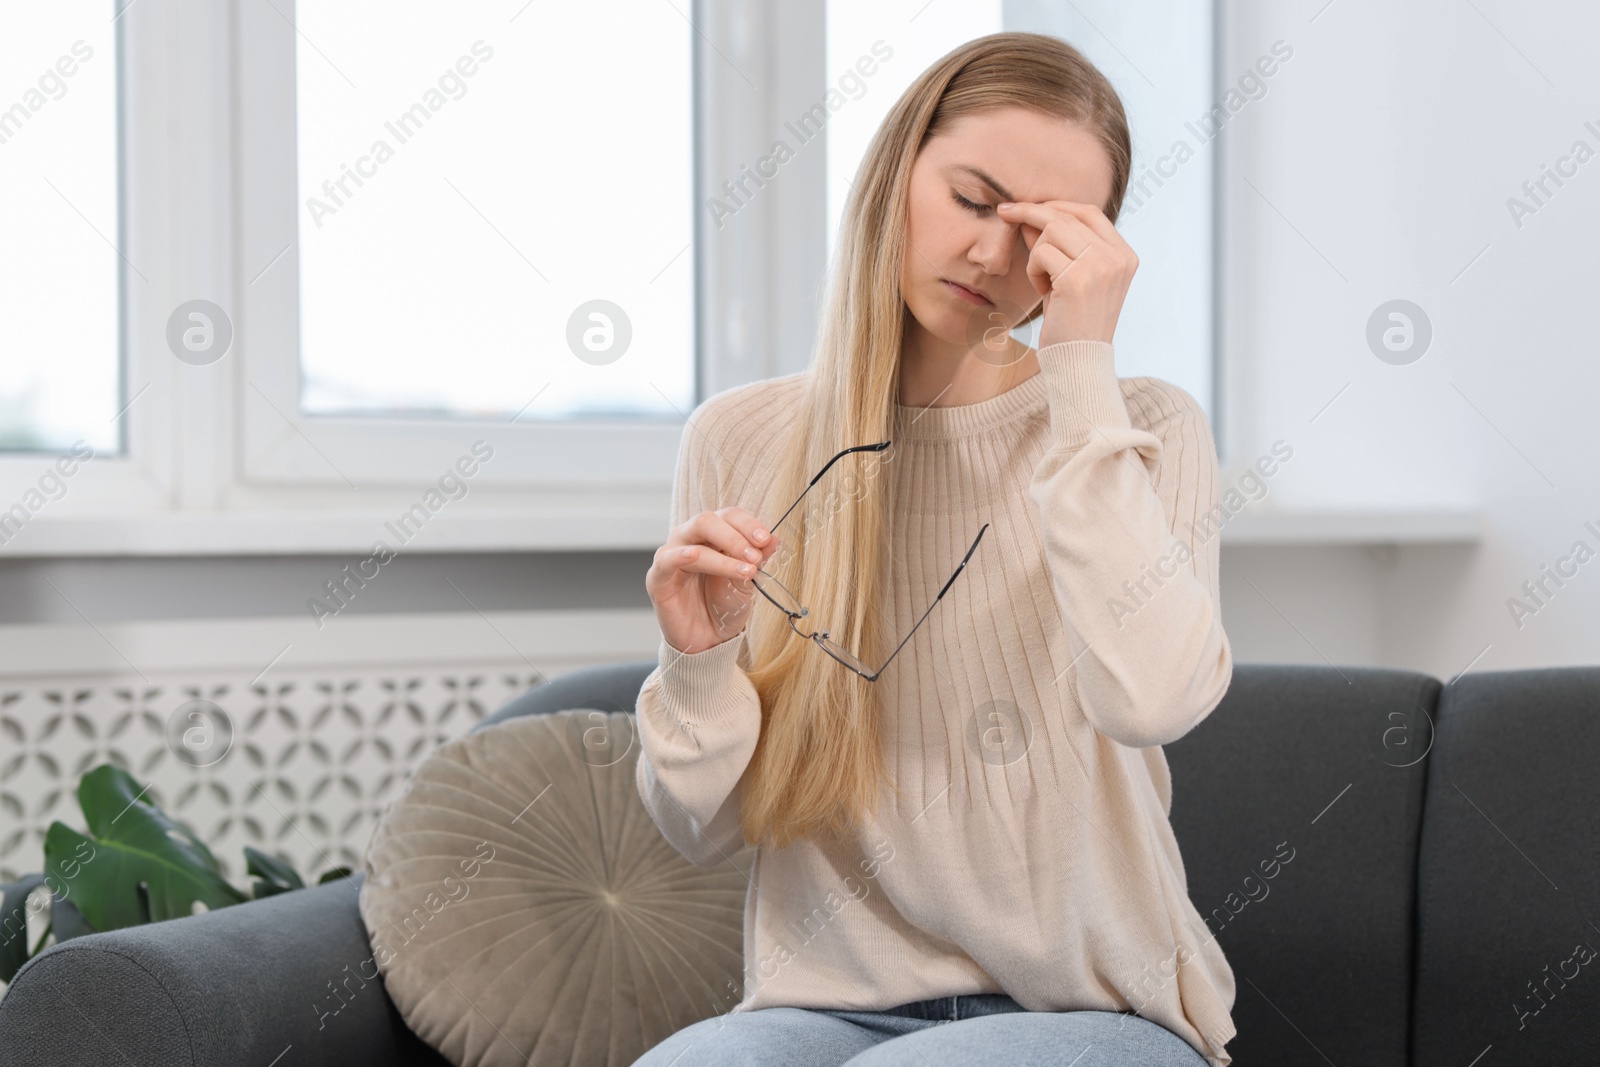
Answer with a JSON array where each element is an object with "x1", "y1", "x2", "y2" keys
[{"x1": 748, "y1": 441, "x2": 989, "y2": 682}]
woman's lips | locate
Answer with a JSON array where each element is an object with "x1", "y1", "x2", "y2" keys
[{"x1": 943, "y1": 279, "x2": 992, "y2": 306}]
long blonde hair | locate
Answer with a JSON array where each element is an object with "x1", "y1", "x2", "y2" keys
[{"x1": 737, "y1": 31, "x2": 1132, "y2": 850}]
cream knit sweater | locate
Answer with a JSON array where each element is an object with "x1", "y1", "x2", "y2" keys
[{"x1": 634, "y1": 339, "x2": 1237, "y2": 1066}]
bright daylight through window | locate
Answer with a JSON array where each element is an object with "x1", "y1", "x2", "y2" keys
[
  {"x1": 0, "y1": 9, "x2": 119, "y2": 454},
  {"x1": 293, "y1": 2, "x2": 695, "y2": 422}
]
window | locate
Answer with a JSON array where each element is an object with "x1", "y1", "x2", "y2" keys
[
  {"x1": 291, "y1": 3, "x2": 695, "y2": 422},
  {"x1": 236, "y1": 0, "x2": 696, "y2": 489},
  {"x1": 0, "y1": 2, "x2": 1218, "y2": 554},
  {"x1": 0, "y1": 0, "x2": 722, "y2": 553},
  {"x1": 0, "y1": 9, "x2": 120, "y2": 454}
]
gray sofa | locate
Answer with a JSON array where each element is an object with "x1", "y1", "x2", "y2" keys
[{"x1": 1, "y1": 660, "x2": 1596, "y2": 1066}]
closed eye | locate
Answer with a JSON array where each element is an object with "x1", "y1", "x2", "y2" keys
[{"x1": 950, "y1": 189, "x2": 994, "y2": 216}]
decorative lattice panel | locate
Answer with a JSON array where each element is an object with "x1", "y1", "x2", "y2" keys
[{"x1": 0, "y1": 664, "x2": 555, "y2": 888}]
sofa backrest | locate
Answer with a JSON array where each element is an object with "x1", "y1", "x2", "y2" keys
[
  {"x1": 1411, "y1": 666, "x2": 1600, "y2": 1066},
  {"x1": 507, "y1": 658, "x2": 1600, "y2": 1065},
  {"x1": 471, "y1": 659, "x2": 657, "y2": 734},
  {"x1": 1163, "y1": 664, "x2": 1439, "y2": 1067}
]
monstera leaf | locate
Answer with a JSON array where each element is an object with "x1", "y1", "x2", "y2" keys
[
  {"x1": 244, "y1": 845, "x2": 304, "y2": 898},
  {"x1": 244, "y1": 847, "x2": 350, "y2": 897},
  {"x1": 1, "y1": 873, "x2": 46, "y2": 981},
  {"x1": 41, "y1": 764, "x2": 248, "y2": 934}
]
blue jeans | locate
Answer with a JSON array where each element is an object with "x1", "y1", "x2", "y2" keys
[{"x1": 629, "y1": 993, "x2": 1211, "y2": 1066}]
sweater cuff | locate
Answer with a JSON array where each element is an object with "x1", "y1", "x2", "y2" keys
[
  {"x1": 655, "y1": 634, "x2": 751, "y2": 724},
  {"x1": 1035, "y1": 340, "x2": 1130, "y2": 453}
]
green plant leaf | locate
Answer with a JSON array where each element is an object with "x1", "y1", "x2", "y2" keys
[
  {"x1": 317, "y1": 866, "x2": 354, "y2": 885},
  {"x1": 1, "y1": 874, "x2": 46, "y2": 983},
  {"x1": 48, "y1": 891, "x2": 97, "y2": 945},
  {"x1": 43, "y1": 764, "x2": 247, "y2": 932},
  {"x1": 244, "y1": 845, "x2": 304, "y2": 899}
]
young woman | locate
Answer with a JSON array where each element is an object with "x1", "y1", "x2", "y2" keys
[{"x1": 633, "y1": 32, "x2": 1235, "y2": 1067}]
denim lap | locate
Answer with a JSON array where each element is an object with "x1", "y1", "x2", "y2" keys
[
  {"x1": 628, "y1": 1006, "x2": 884, "y2": 1067},
  {"x1": 630, "y1": 1001, "x2": 1209, "y2": 1067},
  {"x1": 839, "y1": 1009, "x2": 1210, "y2": 1066}
]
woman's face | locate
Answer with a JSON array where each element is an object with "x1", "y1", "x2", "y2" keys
[{"x1": 899, "y1": 106, "x2": 1115, "y2": 352}]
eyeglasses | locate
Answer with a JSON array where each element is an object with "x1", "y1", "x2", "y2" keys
[{"x1": 749, "y1": 441, "x2": 989, "y2": 682}]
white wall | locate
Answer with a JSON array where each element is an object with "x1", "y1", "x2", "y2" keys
[{"x1": 1216, "y1": 0, "x2": 1600, "y2": 675}]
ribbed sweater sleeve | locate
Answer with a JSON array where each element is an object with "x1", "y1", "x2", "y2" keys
[
  {"x1": 1028, "y1": 339, "x2": 1233, "y2": 748},
  {"x1": 633, "y1": 410, "x2": 763, "y2": 867}
]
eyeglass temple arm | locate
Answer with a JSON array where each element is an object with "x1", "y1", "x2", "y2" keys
[
  {"x1": 767, "y1": 441, "x2": 893, "y2": 534},
  {"x1": 859, "y1": 523, "x2": 989, "y2": 680}
]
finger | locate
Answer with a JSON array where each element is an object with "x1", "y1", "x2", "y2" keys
[
  {"x1": 1028, "y1": 239, "x2": 1077, "y2": 295},
  {"x1": 998, "y1": 202, "x2": 1086, "y2": 264},
  {"x1": 663, "y1": 540, "x2": 760, "y2": 583},
  {"x1": 683, "y1": 509, "x2": 765, "y2": 566},
  {"x1": 1038, "y1": 215, "x2": 1097, "y2": 262},
  {"x1": 998, "y1": 199, "x2": 1119, "y2": 246},
  {"x1": 1010, "y1": 218, "x2": 1041, "y2": 255},
  {"x1": 1000, "y1": 200, "x2": 1128, "y2": 272},
  {"x1": 1032, "y1": 199, "x2": 1124, "y2": 247},
  {"x1": 718, "y1": 506, "x2": 782, "y2": 561},
  {"x1": 995, "y1": 200, "x2": 1069, "y2": 231}
]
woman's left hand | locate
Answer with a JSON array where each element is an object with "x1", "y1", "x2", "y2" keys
[{"x1": 995, "y1": 200, "x2": 1137, "y2": 347}]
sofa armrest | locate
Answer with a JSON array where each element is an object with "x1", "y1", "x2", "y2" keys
[{"x1": 0, "y1": 873, "x2": 448, "y2": 1067}]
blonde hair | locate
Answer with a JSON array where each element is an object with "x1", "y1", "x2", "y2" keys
[{"x1": 736, "y1": 31, "x2": 1131, "y2": 850}]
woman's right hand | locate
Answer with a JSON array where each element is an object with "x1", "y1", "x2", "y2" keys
[{"x1": 646, "y1": 506, "x2": 782, "y2": 655}]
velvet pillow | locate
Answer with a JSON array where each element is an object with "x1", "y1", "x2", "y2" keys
[{"x1": 358, "y1": 708, "x2": 751, "y2": 1066}]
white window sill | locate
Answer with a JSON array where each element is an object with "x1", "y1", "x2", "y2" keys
[
  {"x1": 0, "y1": 501, "x2": 668, "y2": 557},
  {"x1": 1219, "y1": 507, "x2": 1483, "y2": 546},
  {"x1": 0, "y1": 504, "x2": 1484, "y2": 558},
  {"x1": 0, "y1": 608, "x2": 661, "y2": 677}
]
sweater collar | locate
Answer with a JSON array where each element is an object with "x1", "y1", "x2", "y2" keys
[{"x1": 892, "y1": 368, "x2": 1047, "y2": 441}]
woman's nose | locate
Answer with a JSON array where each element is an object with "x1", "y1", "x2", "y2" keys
[{"x1": 971, "y1": 224, "x2": 1019, "y2": 273}]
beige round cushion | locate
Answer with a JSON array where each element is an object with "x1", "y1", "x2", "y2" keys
[{"x1": 358, "y1": 708, "x2": 752, "y2": 1066}]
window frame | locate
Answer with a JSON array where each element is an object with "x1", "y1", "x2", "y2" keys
[{"x1": 234, "y1": 0, "x2": 691, "y2": 490}]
